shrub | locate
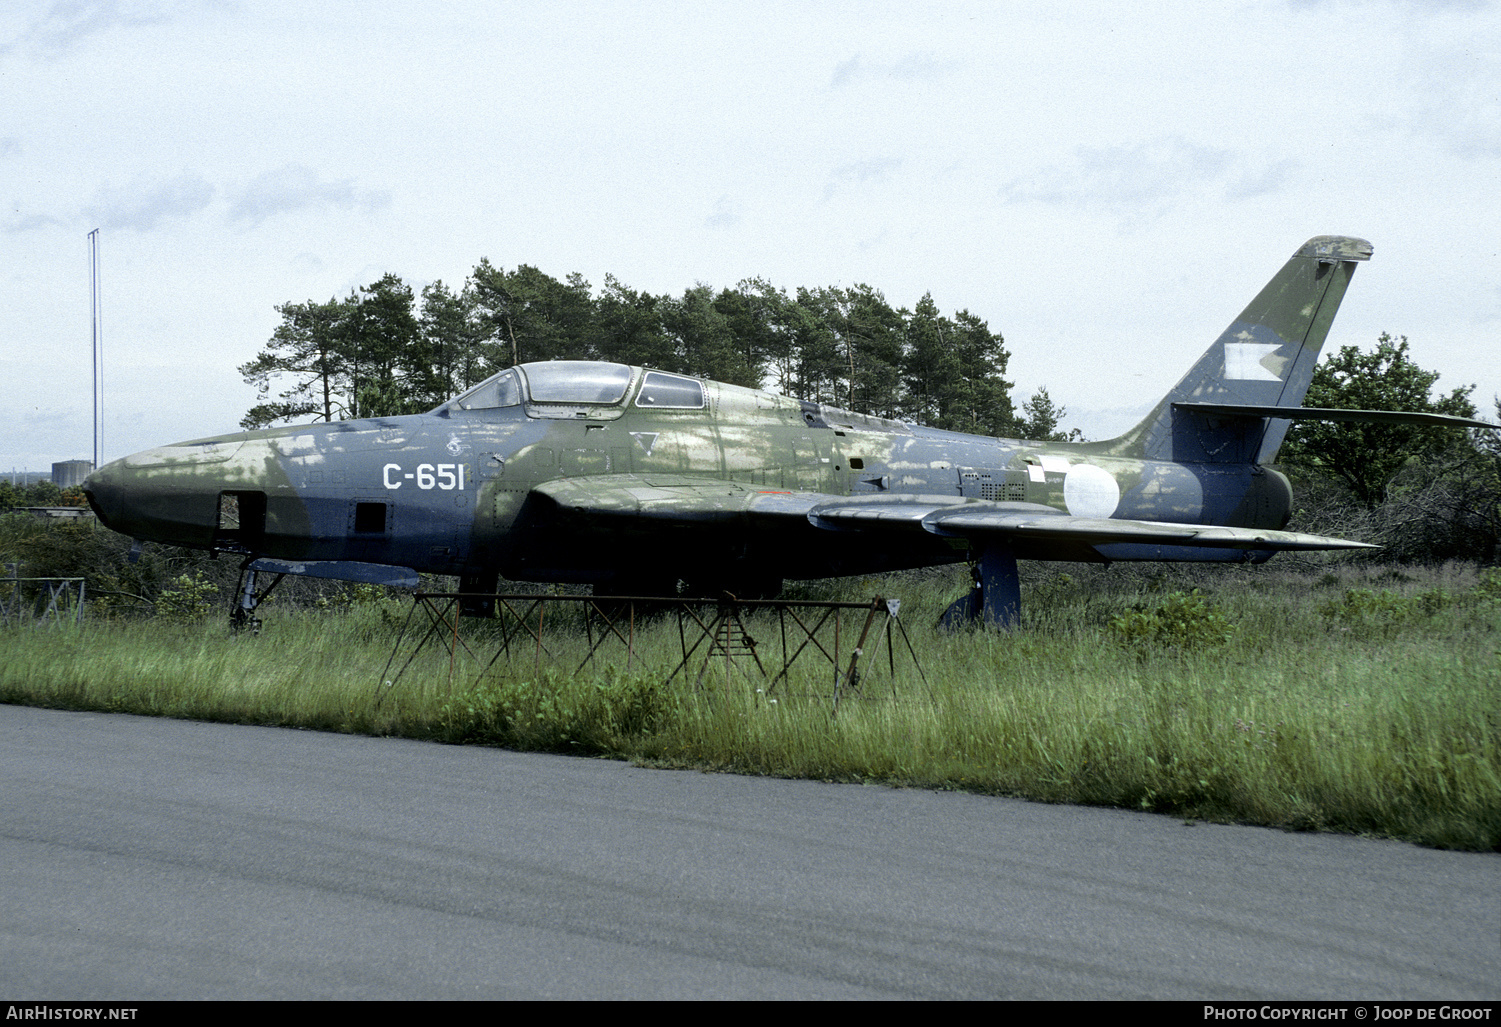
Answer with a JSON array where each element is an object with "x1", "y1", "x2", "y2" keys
[
  {"x1": 434, "y1": 668, "x2": 672, "y2": 751},
  {"x1": 155, "y1": 572, "x2": 220, "y2": 621},
  {"x1": 1108, "y1": 589, "x2": 1235, "y2": 654}
]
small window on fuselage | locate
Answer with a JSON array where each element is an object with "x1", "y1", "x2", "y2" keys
[
  {"x1": 635, "y1": 371, "x2": 705, "y2": 409},
  {"x1": 353, "y1": 502, "x2": 388, "y2": 535}
]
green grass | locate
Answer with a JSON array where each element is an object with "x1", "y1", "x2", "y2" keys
[{"x1": 2, "y1": 560, "x2": 1498, "y2": 851}]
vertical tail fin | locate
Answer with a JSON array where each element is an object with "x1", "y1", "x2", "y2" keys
[{"x1": 1102, "y1": 235, "x2": 1372, "y2": 464}]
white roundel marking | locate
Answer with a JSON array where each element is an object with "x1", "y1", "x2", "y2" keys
[{"x1": 1063, "y1": 463, "x2": 1120, "y2": 519}]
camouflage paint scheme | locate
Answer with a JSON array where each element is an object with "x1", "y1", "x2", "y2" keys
[{"x1": 85, "y1": 237, "x2": 1396, "y2": 626}]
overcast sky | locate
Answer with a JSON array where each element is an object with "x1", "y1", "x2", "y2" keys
[{"x1": 3, "y1": 0, "x2": 1498, "y2": 472}]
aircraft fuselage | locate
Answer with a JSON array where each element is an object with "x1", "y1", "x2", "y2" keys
[{"x1": 84, "y1": 363, "x2": 1294, "y2": 595}]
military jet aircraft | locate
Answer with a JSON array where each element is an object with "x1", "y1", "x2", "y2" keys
[{"x1": 84, "y1": 235, "x2": 1490, "y2": 627}]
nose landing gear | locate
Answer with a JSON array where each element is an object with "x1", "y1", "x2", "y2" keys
[{"x1": 230, "y1": 560, "x2": 286, "y2": 633}]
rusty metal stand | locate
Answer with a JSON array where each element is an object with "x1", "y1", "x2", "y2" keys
[
  {"x1": 685, "y1": 596, "x2": 767, "y2": 689},
  {"x1": 378, "y1": 592, "x2": 927, "y2": 713},
  {"x1": 0, "y1": 574, "x2": 87, "y2": 627}
]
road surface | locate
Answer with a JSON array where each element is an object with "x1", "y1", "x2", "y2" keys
[{"x1": 2, "y1": 705, "x2": 1495, "y2": 999}]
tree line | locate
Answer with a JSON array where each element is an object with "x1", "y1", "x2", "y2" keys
[
  {"x1": 1280, "y1": 333, "x2": 1501, "y2": 563},
  {"x1": 0, "y1": 480, "x2": 87, "y2": 512},
  {"x1": 240, "y1": 263, "x2": 1076, "y2": 441}
]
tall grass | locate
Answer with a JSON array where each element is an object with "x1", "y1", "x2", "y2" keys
[{"x1": 2, "y1": 560, "x2": 1497, "y2": 851}]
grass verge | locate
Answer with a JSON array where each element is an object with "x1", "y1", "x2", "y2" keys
[{"x1": 2, "y1": 560, "x2": 1498, "y2": 851}]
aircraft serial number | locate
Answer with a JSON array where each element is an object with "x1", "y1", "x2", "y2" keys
[{"x1": 382, "y1": 463, "x2": 466, "y2": 490}]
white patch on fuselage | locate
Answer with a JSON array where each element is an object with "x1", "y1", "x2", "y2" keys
[
  {"x1": 1064, "y1": 463, "x2": 1120, "y2": 518},
  {"x1": 1224, "y1": 342, "x2": 1282, "y2": 381},
  {"x1": 273, "y1": 434, "x2": 320, "y2": 457}
]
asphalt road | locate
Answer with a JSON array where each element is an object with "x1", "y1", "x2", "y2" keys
[{"x1": 1, "y1": 704, "x2": 1496, "y2": 1000}]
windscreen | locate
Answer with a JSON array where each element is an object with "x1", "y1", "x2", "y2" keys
[{"x1": 450, "y1": 370, "x2": 521, "y2": 410}]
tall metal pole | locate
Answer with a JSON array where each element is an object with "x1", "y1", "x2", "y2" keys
[{"x1": 88, "y1": 229, "x2": 102, "y2": 469}]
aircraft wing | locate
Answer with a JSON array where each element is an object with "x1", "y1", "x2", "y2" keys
[
  {"x1": 815, "y1": 497, "x2": 1371, "y2": 551},
  {"x1": 533, "y1": 475, "x2": 1375, "y2": 554}
]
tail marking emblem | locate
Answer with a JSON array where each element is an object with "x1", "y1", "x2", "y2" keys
[{"x1": 1224, "y1": 341, "x2": 1283, "y2": 381}]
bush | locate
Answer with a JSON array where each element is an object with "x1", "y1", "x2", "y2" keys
[
  {"x1": 1108, "y1": 589, "x2": 1235, "y2": 654},
  {"x1": 155, "y1": 572, "x2": 220, "y2": 621},
  {"x1": 434, "y1": 667, "x2": 672, "y2": 751}
]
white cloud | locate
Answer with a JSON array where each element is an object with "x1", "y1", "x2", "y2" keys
[
  {"x1": 2, "y1": 210, "x2": 65, "y2": 234},
  {"x1": 997, "y1": 138, "x2": 1306, "y2": 222},
  {"x1": 5, "y1": 0, "x2": 177, "y2": 58},
  {"x1": 830, "y1": 51, "x2": 945, "y2": 88},
  {"x1": 1225, "y1": 158, "x2": 1298, "y2": 200},
  {"x1": 823, "y1": 157, "x2": 903, "y2": 201},
  {"x1": 227, "y1": 165, "x2": 390, "y2": 228},
  {"x1": 81, "y1": 172, "x2": 215, "y2": 231},
  {"x1": 704, "y1": 195, "x2": 740, "y2": 230},
  {"x1": 1001, "y1": 138, "x2": 1235, "y2": 210},
  {"x1": 1407, "y1": 50, "x2": 1501, "y2": 158}
]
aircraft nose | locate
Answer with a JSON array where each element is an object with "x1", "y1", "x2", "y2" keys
[
  {"x1": 82, "y1": 460, "x2": 129, "y2": 532},
  {"x1": 82, "y1": 439, "x2": 246, "y2": 548}
]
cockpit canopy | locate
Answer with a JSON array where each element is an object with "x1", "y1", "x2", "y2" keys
[{"x1": 445, "y1": 362, "x2": 705, "y2": 418}]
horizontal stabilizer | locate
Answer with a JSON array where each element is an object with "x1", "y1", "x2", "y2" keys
[{"x1": 1174, "y1": 403, "x2": 1496, "y2": 430}]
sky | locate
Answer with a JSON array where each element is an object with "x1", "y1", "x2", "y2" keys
[{"x1": 3, "y1": 0, "x2": 1498, "y2": 473}]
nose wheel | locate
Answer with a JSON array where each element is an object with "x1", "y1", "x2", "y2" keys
[{"x1": 231, "y1": 560, "x2": 285, "y2": 633}]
